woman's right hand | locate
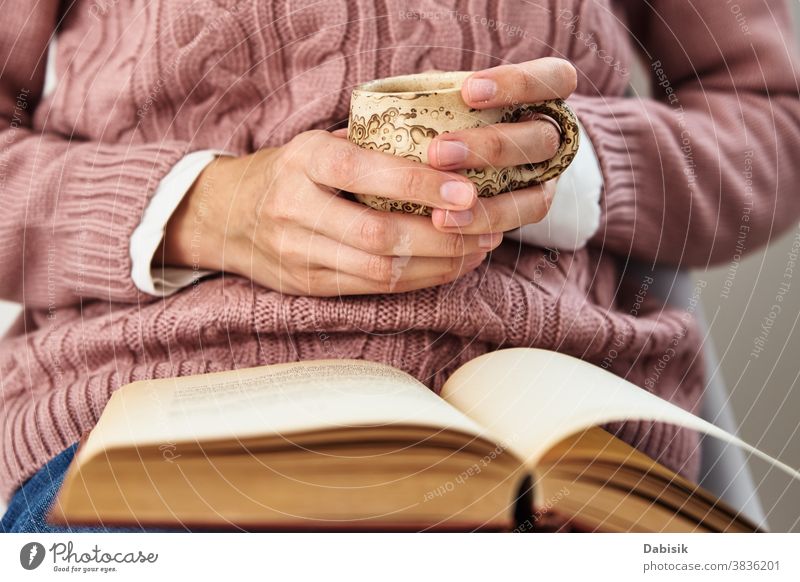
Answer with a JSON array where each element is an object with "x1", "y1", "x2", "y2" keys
[{"x1": 159, "y1": 130, "x2": 503, "y2": 296}]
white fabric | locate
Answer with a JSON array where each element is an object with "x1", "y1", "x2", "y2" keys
[
  {"x1": 43, "y1": 36, "x2": 58, "y2": 97},
  {"x1": 129, "y1": 150, "x2": 226, "y2": 296},
  {"x1": 506, "y1": 120, "x2": 603, "y2": 251}
]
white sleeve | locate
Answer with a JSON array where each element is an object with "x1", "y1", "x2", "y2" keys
[
  {"x1": 505, "y1": 120, "x2": 603, "y2": 251},
  {"x1": 130, "y1": 150, "x2": 230, "y2": 296}
]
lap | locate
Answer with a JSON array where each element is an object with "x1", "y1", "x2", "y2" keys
[{"x1": 4, "y1": 443, "x2": 585, "y2": 533}]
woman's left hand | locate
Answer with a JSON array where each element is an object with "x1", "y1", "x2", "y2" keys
[{"x1": 426, "y1": 57, "x2": 577, "y2": 235}]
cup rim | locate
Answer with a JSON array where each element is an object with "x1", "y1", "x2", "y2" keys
[{"x1": 353, "y1": 71, "x2": 473, "y2": 97}]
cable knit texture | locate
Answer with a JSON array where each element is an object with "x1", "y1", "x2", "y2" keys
[{"x1": 1, "y1": 0, "x2": 799, "y2": 501}]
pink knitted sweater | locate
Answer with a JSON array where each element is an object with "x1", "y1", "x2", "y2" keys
[{"x1": 1, "y1": 1, "x2": 799, "y2": 501}]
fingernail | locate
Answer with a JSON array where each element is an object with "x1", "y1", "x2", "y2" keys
[
  {"x1": 442, "y1": 209, "x2": 474, "y2": 227},
  {"x1": 478, "y1": 232, "x2": 502, "y2": 250},
  {"x1": 466, "y1": 78, "x2": 497, "y2": 102},
  {"x1": 435, "y1": 140, "x2": 468, "y2": 167},
  {"x1": 440, "y1": 181, "x2": 475, "y2": 207}
]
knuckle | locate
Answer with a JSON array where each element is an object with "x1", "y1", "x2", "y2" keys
[
  {"x1": 484, "y1": 130, "x2": 506, "y2": 165},
  {"x1": 301, "y1": 128, "x2": 327, "y2": 139},
  {"x1": 529, "y1": 186, "x2": 553, "y2": 222},
  {"x1": 538, "y1": 121, "x2": 561, "y2": 159},
  {"x1": 559, "y1": 61, "x2": 578, "y2": 95},
  {"x1": 294, "y1": 129, "x2": 324, "y2": 142},
  {"x1": 334, "y1": 144, "x2": 362, "y2": 184},
  {"x1": 450, "y1": 255, "x2": 466, "y2": 272},
  {"x1": 365, "y1": 254, "x2": 394, "y2": 285},
  {"x1": 511, "y1": 67, "x2": 533, "y2": 99},
  {"x1": 276, "y1": 145, "x2": 300, "y2": 178},
  {"x1": 265, "y1": 193, "x2": 294, "y2": 223},
  {"x1": 284, "y1": 133, "x2": 305, "y2": 155},
  {"x1": 442, "y1": 233, "x2": 466, "y2": 257},
  {"x1": 481, "y1": 202, "x2": 504, "y2": 232},
  {"x1": 400, "y1": 168, "x2": 425, "y2": 201},
  {"x1": 359, "y1": 215, "x2": 393, "y2": 253},
  {"x1": 287, "y1": 130, "x2": 324, "y2": 158},
  {"x1": 315, "y1": 141, "x2": 360, "y2": 187}
]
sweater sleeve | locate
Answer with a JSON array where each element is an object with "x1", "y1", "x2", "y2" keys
[
  {"x1": 0, "y1": 3, "x2": 192, "y2": 308},
  {"x1": 570, "y1": 0, "x2": 800, "y2": 267}
]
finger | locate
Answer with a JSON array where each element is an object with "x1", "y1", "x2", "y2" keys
[
  {"x1": 298, "y1": 190, "x2": 503, "y2": 256},
  {"x1": 253, "y1": 231, "x2": 487, "y2": 296},
  {"x1": 297, "y1": 131, "x2": 477, "y2": 210},
  {"x1": 309, "y1": 255, "x2": 486, "y2": 296},
  {"x1": 331, "y1": 128, "x2": 349, "y2": 137},
  {"x1": 428, "y1": 119, "x2": 561, "y2": 170},
  {"x1": 266, "y1": 226, "x2": 488, "y2": 281},
  {"x1": 431, "y1": 182, "x2": 555, "y2": 234},
  {"x1": 461, "y1": 57, "x2": 577, "y2": 109},
  {"x1": 318, "y1": 240, "x2": 488, "y2": 289}
]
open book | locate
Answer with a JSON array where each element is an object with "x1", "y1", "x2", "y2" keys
[{"x1": 48, "y1": 349, "x2": 798, "y2": 532}]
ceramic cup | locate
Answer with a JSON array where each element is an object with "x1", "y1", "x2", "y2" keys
[{"x1": 347, "y1": 70, "x2": 580, "y2": 215}]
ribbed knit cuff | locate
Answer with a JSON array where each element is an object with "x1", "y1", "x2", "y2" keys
[
  {"x1": 58, "y1": 141, "x2": 191, "y2": 303},
  {"x1": 567, "y1": 94, "x2": 648, "y2": 257}
]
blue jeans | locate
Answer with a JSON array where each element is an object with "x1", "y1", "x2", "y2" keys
[{"x1": 1, "y1": 444, "x2": 173, "y2": 533}]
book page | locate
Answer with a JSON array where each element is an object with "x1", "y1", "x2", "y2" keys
[
  {"x1": 441, "y1": 348, "x2": 799, "y2": 480},
  {"x1": 78, "y1": 360, "x2": 489, "y2": 464}
]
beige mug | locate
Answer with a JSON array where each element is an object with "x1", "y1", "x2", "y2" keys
[{"x1": 347, "y1": 71, "x2": 580, "y2": 215}]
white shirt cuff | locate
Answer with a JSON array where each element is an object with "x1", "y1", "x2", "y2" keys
[
  {"x1": 130, "y1": 150, "x2": 229, "y2": 296},
  {"x1": 506, "y1": 119, "x2": 603, "y2": 251}
]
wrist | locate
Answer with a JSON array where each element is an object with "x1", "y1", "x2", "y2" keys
[{"x1": 158, "y1": 156, "x2": 233, "y2": 273}]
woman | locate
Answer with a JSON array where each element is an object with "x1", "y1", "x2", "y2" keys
[{"x1": 1, "y1": 1, "x2": 799, "y2": 532}]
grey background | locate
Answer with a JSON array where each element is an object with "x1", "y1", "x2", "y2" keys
[
  {"x1": 691, "y1": 3, "x2": 800, "y2": 533},
  {"x1": 1, "y1": 2, "x2": 799, "y2": 529},
  {"x1": 621, "y1": 2, "x2": 800, "y2": 532},
  {"x1": 633, "y1": 0, "x2": 800, "y2": 532}
]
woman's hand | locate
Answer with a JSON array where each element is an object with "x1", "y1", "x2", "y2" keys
[
  {"x1": 159, "y1": 130, "x2": 503, "y2": 296},
  {"x1": 427, "y1": 57, "x2": 578, "y2": 234}
]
